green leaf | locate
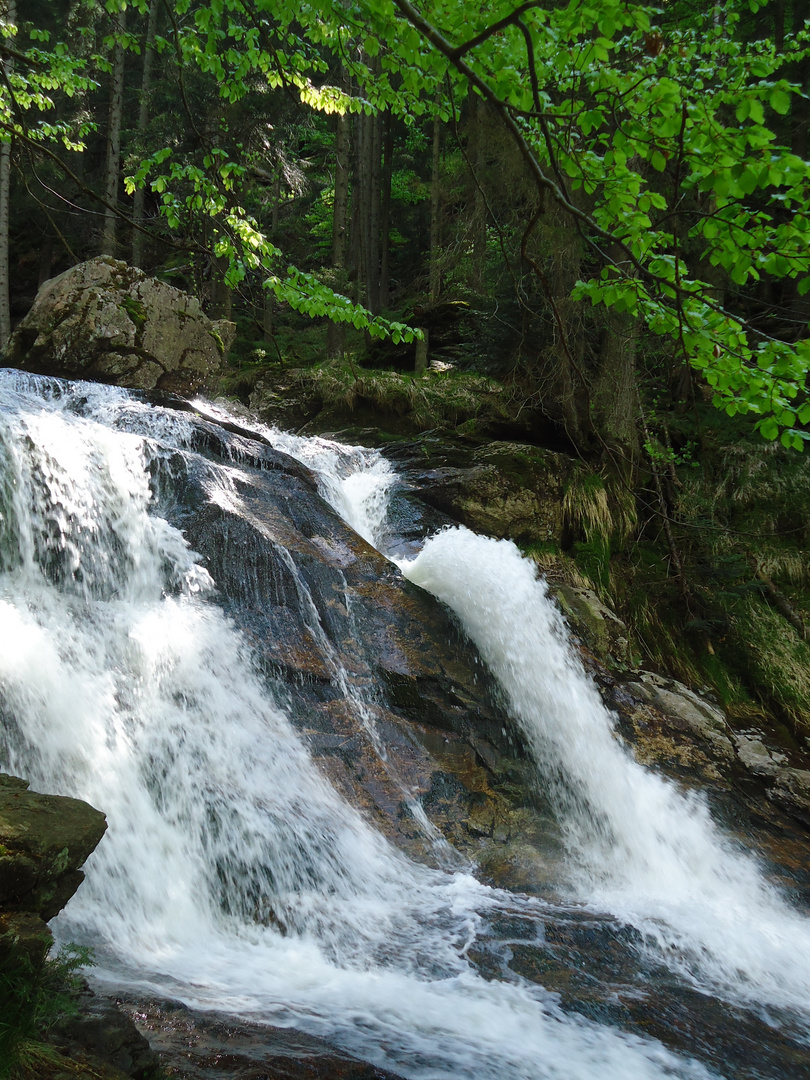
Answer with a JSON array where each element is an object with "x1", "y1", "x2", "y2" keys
[
  {"x1": 770, "y1": 88, "x2": 791, "y2": 115},
  {"x1": 760, "y1": 418, "x2": 780, "y2": 440}
]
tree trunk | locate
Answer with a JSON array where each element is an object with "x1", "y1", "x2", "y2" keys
[
  {"x1": 533, "y1": 199, "x2": 588, "y2": 444},
  {"x1": 429, "y1": 111, "x2": 441, "y2": 300},
  {"x1": 366, "y1": 108, "x2": 383, "y2": 314},
  {"x1": 379, "y1": 112, "x2": 393, "y2": 310},
  {"x1": 264, "y1": 167, "x2": 282, "y2": 344},
  {"x1": 792, "y1": 0, "x2": 809, "y2": 159},
  {"x1": 468, "y1": 92, "x2": 486, "y2": 292},
  {"x1": 414, "y1": 331, "x2": 428, "y2": 375},
  {"x1": 0, "y1": 0, "x2": 16, "y2": 352},
  {"x1": 352, "y1": 109, "x2": 370, "y2": 304},
  {"x1": 327, "y1": 79, "x2": 350, "y2": 358},
  {"x1": 210, "y1": 252, "x2": 232, "y2": 321},
  {"x1": 773, "y1": 0, "x2": 785, "y2": 52},
  {"x1": 594, "y1": 310, "x2": 640, "y2": 462},
  {"x1": 131, "y1": 0, "x2": 159, "y2": 268},
  {"x1": 101, "y1": 5, "x2": 126, "y2": 257}
]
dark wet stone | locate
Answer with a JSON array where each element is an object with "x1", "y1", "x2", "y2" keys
[
  {"x1": 152, "y1": 409, "x2": 539, "y2": 861},
  {"x1": 117, "y1": 998, "x2": 405, "y2": 1080},
  {"x1": 53, "y1": 991, "x2": 161, "y2": 1080}
]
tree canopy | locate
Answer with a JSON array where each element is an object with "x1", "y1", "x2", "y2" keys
[{"x1": 1, "y1": 0, "x2": 809, "y2": 444}]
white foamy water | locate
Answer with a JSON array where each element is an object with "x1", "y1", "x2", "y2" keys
[
  {"x1": 270, "y1": 431, "x2": 394, "y2": 548},
  {"x1": 190, "y1": 399, "x2": 395, "y2": 548},
  {"x1": 0, "y1": 372, "x2": 715, "y2": 1080},
  {"x1": 402, "y1": 528, "x2": 810, "y2": 1013}
]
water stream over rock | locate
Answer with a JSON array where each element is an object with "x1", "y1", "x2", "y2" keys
[{"x1": 0, "y1": 371, "x2": 808, "y2": 1079}]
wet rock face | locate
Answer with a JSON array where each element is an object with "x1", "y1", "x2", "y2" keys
[
  {"x1": 52, "y1": 992, "x2": 161, "y2": 1080},
  {"x1": 5, "y1": 257, "x2": 235, "y2": 396},
  {"x1": 151, "y1": 410, "x2": 541, "y2": 867},
  {"x1": 0, "y1": 772, "x2": 105, "y2": 986},
  {"x1": 0, "y1": 775, "x2": 139, "y2": 1079},
  {"x1": 550, "y1": 584, "x2": 629, "y2": 666},
  {"x1": 119, "y1": 998, "x2": 404, "y2": 1080}
]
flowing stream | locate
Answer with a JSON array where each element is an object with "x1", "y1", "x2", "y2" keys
[{"x1": 0, "y1": 371, "x2": 808, "y2": 1079}]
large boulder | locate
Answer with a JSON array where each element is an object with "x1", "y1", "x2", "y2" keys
[{"x1": 5, "y1": 257, "x2": 235, "y2": 396}]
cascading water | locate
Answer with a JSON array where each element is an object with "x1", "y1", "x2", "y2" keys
[
  {"x1": 402, "y1": 530, "x2": 810, "y2": 1015},
  {"x1": 187, "y1": 398, "x2": 396, "y2": 549},
  {"x1": 0, "y1": 369, "x2": 807, "y2": 1079}
]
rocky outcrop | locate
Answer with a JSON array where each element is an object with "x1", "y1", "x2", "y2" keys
[
  {"x1": 550, "y1": 583, "x2": 630, "y2": 665},
  {"x1": 625, "y1": 672, "x2": 737, "y2": 763},
  {"x1": 604, "y1": 671, "x2": 810, "y2": 828},
  {"x1": 0, "y1": 774, "x2": 159, "y2": 1079},
  {"x1": 161, "y1": 412, "x2": 540, "y2": 869},
  {"x1": 0, "y1": 773, "x2": 107, "y2": 920},
  {"x1": 387, "y1": 436, "x2": 573, "y2": 545},
  {"x1": 5, "y1": 257, "x2": 235, "y2": 396}
]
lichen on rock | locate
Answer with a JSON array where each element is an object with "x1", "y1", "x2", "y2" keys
[{"x1": 5, "y1": 256, "x2": 235, "y2": 397}]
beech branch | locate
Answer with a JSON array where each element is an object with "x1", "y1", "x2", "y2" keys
[
  {"x1": 451, "y1": 3, "x2": 545, "y2": 59},
  {"x1": 389, "y1": 0, "x2": 797, "y2": 359}
]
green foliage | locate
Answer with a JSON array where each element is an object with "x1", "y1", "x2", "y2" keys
[
  {"x1": 2, "y1": 0, "x2": 808, "y2": 436},
  {"x1": 0, "y1": 943, "x2": 93, "y2": 1080},
  {"x1": 562, "y1": 467, "x2": 637, "y2": 595},
  {"x1": 602, "y1": 420, "x2": 810, "y2": 730},
  {"x1": 729, "y1": 596, "x2": 810, "y2": 730}
]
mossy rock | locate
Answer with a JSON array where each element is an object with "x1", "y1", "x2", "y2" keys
[
  {"x1": 0, "y1": 775, "x2": 106, "y2": 920},
  {"x1": 6, "y1": 256, "x2": 235, "y2": 397},
  {"x1": 550, "y1": 583, "x2": 629, "y2": 664}
]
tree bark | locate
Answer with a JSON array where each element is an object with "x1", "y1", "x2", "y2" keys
[
  {"x1": 414, "y1": 330, "x2": 428, "y2": 375},
  {"x1": 210, "y1": 252, "x2": 232, "y2": 321},
  {"x1": 429, "y1": 111, "x2": 441, "y2": 300},
  {"x1": 792, "y1": 0, "x2": 809, "y2": 159},
  {"x1": 100, "y1": 5, "x2": 127, "y2": 257},
  {"x1": 379, "y1": 112, "x2": 393, "y2": 310},
  {"x1": 468, "y1": 92, "x2": 486, "y2": 292},
  {"x1": 352, "y1": 109, "x2": 370, "y2": 304},
  {"x1": 264, "y1": 167, "x2": 282, "y2": 343},
  {"x1": 131, "y1": 0, "x2": 159, "y2": 268},
  {"x1": 0, "y1": 0, "x2": 16, "y2": 352},
  {"x1": 327, "y1": 75, "x2": 350, "y2": 358},
  {"x1": 594, "y1": 310, "x2": 640, "y2": 462},
  {"x1": 366, "y1": 109, "x2": 383, "y2": 314}
]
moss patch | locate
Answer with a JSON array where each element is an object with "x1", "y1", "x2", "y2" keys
[{"x1": 119, "y1": 296, "x2": 146, "y2": 331}]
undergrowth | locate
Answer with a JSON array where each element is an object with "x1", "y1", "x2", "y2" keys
[
  {"x1": 292, "y1": 361, "x2": 510, "y2": 431},
  {"x1": 546, "y1": 428, "x2": 810, "y2": 737},
  {"x1": 0, "y1": 944, "x2": 93, "y2": 1080}
]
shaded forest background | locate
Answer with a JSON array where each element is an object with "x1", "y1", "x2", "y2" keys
[{"x1": 4, "y1": 0, "x2": 810, "y2": 744}]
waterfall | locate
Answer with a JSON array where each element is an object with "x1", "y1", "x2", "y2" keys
[
  {"x1": 0, "y1": 370, "x2": 806, "y2": 1079},
  {"x1": 188, "y1": 398, "x2": 395, "y2": 549},
  {"x1": 402, "y1": 528, "x2": 810, "y2": 1014}
]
